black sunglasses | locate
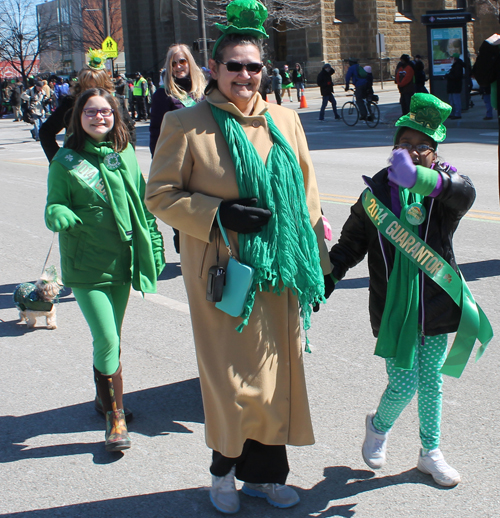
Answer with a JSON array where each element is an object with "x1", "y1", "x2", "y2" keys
[{"x1": 216, "y1": 60, "x2": 264, "y2": 73}]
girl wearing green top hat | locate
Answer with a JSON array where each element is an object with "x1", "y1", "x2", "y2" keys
[{"x1": 324, "y1": 93, "x2": 491, "y2": 487}]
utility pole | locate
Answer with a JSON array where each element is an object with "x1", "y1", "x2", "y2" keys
[
  {"x1": 197, "y1": 0, "x2": 208, "y2": 68},
  {"x1": 103, "y1": 0, "x2": 111, "y2": 38}
]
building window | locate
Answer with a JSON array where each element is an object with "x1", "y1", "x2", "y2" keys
[
  {"x1": 457, "y1": 0, "x2": 467, "y2": 8},
  {"x1": 335, "y1": 0, "x2": 356, "y2": 22},
  {"x1": 396, "y1": 0, "x2": 412, "y2": 14}
]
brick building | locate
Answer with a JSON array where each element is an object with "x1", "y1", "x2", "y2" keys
[{"x1": 121, "y1": 0, "x2": 499, "y2": 84}]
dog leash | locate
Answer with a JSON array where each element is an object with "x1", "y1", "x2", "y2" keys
[{"x1": 41, "y1": 232, "x2": 56, "y2": 276}]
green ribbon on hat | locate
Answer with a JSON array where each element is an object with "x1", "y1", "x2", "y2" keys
[{"x1": 212, "y1": 0, "x2": 269, "y2": 58}]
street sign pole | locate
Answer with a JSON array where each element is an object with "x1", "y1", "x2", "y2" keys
[{"x1": 376, "y1": 33, "x2": 385, "y2": 89}]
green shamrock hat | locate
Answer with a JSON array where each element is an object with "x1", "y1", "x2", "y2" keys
[
  {"x1": 212, "y1": 0, "x2": 269, "y2": 57},
  {"x1": 395, "y1": 93, "x2": 452, "y2": 144},
  {"x1": 86, "y1": 48, "x2": 108, "y2": 71}
]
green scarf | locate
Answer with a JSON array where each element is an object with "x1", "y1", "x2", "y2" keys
[
  {"x1": 375, "y1": 187, "x2": 423, "y2": 368},
  {"x1": 83, "y1": 139, "x2": 157, "y2": 293},
  {"x1": 209, "y1": 104, "x2": 325, "y2": 336}
]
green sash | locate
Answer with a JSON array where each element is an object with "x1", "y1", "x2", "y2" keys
[
  {"x1": 362, "y1": 189, "x2": 493, "y2": 378},
  {"x1": 54, "y1": 150, "x2": 108, "y2": 204}
]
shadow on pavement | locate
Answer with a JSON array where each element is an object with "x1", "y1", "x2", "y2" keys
[
  {"x1": 2, "y1": 465, "x2": 446, "y2": 517},
  {"x1": 0, "y1": 378, "x2": 203, "y2": 465}
]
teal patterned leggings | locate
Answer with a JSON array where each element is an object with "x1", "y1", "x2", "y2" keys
[{"x1": 372, "y1": 333, "x2": 448, "y2": 450}]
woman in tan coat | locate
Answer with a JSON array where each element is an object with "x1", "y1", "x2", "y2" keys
[{"x1": 146, "y1": 2, "x2": 330, "y2": 514}]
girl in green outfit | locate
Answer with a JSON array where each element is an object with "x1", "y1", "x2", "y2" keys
[{"x1": 45, "y1": 88, "x2": 165, "y2": 452}]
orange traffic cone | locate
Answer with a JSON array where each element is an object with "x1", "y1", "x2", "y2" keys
[{"x1": 299, "y1": 89, "x2": 308, "y2": 109}]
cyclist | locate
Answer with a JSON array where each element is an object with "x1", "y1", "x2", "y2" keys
[{"x1": 345, "y1": 58, "x2": 369, "y2": 120}]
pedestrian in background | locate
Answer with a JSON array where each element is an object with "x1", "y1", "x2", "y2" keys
[
  {"x1": 345, "y1": 58, "x2": 369, "y2": 120},
  {"x1": 446, "y1": 53, "x2": 464, "y2": 119},
  {"x1": 9, "y1": 79, "x2": 23, "y2": 122},
  {"x1": 414, "y1": 55, "x2": 428, "y2": 93},
  {"x1": 271, "y1": 67, "x2": 282, "y2": 105},
  {"x1": 149, "y1": 42, "x2": 206, "y2": 253},
  {"x1": 292, "y1": 62, "x2": 305, "y2": 102},
  {"x1": 40, "y1": 49, "x2": 136, "y2": 162},
  {"x1": 280, "y1": 64, "x2": 293, "y2": 102},
  {"x1": 45, "y1": 87, "x2": 165, "y2": 452},
  {"x1": 324, "y1": 93, "x2": 490, "y2": 488},
  {"x1": 395, "y1": 54, "x2": 416, "y2": 115},
  {"x1": 21, "y1": 80, "x2": 47, "y2": 141},
  {"x1": 132, "y1": 71, "x2": 148, "y2": 121},
  {"x1": 317, "y1": 63, "x2": 340, "y2": 121}
]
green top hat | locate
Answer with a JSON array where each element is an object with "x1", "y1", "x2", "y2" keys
[
  {"x1": 395, "y1": 93, "x2": 452, "y2": 144},
  {"x1": 212, "y1": 0, "x2": 269, "y2": 57}
]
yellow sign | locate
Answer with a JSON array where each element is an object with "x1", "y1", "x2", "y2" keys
[{"x1": 102, "y1": 37, "x2": 118, "y2": 58}]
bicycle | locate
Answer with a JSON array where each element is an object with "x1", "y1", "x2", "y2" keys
[{"x1": 341, "y1": 89, "x2": 380, "y2": 128}]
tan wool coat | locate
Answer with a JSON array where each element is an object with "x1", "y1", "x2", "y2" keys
[{"x1": 146, "y1": 89, "x2": 331, "y2": 458}]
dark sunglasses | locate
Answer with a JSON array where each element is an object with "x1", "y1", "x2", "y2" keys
[
  {"x1": 172, "y1": 58, "x2": 188, "y2": 67},
  {"x1": 216, "y1": 60, "x2": 263, "y2": 73}
]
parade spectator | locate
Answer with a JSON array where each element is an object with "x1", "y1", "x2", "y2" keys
[
  {"x1": 146, "y1": 0, "x2": 330, "y2": 513},
  {"x1": 280, "y1": 64, "x2": 293, "y2": 102},
  {"x1": 132, "y1": 71, "x2": 148, "y2": 121},
  {"x1": 292, "y1": 62, "x2": 305, "y2": 102},
  {"x1": 149, "y1": 43, "x2": 205, "y2": 253},
  {"x1": 271, "y1": 67, "x2": 282, "y2": 105},
  {"x1": 445, "y1": 53, "x2": 464, "y2": 119},
  {"x1": 345, "y1": 58, "x2": 369, "y2": 120},
  {"x1": 149, "y1": 43, "x2": 205, "y2": 156},
  {"x1": 414, "y1": 55, "x2": 428, "y2": 93},
  {"x1": 325, "y1": 93, "x2": 491, "y2": 488},
  {"x1": 479, "y1": 85, "x2": 493, "y2": 120},
  {"x1": 45, "y1": 87, "x2": 165, "y2": 452},
  {"x1": 114, "y1": 73, "x2": 128, "y2": 112},
  {"x1": 472, "y1": 33, "x2": 500, "y2": 195},
  {"x1": 40, "y1": 49, "x2": 136, "y2": 162},
  {"x1": 21, "y1": 80, "x2": 47, "y2": 141},
  {"x1": 395, "y1": 54, "x2": 416, "y2": 115},
  {"x1": 146, "y1": 77, "x2": 156, "y2": 119},
  {"x1": 9, "y1": 79, "x2": 23, "y2": 122},
  {"x1": 317, "y1": 63, "x2": 340, "y2": 121}
]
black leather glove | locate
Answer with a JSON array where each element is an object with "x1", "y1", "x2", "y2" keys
[
  {"x1": 313, "y1": 273, "x2": 337, "y2": 313},
  {"x1": 218, "y1": 198, "x2": 272, "y2": 234}
]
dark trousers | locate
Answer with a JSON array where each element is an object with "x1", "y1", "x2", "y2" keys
[
  {"x1": 274, "y1": 89, "x2": 282, "y2": 105},
  {"x1": 210, "y1": 439, "x2": 289, "y2": 484},
  {"x1": 399, "y1": 92, "x2": 413, "y2": 115},
  {"x1": 133, "y1": 96, "x2": 147, "y2": 120},
  {"x1": 319, "y1": 93, "x2": 339, "y2": 119},
  {"x1": 354, "y1": 87, "x2": 368, "y2": 119}
]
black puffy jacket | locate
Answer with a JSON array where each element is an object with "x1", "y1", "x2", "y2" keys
[{"x1": 329, "y1": 165, "x2": 475, "y2": 337}]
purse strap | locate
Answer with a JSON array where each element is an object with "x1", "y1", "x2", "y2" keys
[{"x1": 216, "y1": 210, "x2": 233, "y2": 258}]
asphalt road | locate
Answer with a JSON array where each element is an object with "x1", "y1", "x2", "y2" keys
[{"x1": 1, "y1": 87, "x2": 499, "y2": 517}]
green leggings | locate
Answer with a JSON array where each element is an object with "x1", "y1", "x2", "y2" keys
[
  {"x1": 72, "y1": 284, "x2": 131, "y2": 375},
  {"x1": 372, "y1": 333, "x2": 448, "y2": 450}
]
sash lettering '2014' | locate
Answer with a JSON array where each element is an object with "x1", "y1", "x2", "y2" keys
[{"x1": 362, "y1": 189, "x2": 493, "y2": 378}]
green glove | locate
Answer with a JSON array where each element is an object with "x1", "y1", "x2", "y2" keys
[{"x1": 46, "y1": 206, "x2": 82, "y2": 232}]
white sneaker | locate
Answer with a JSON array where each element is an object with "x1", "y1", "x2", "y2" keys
[
  {"x1": 362, "y1": 411, "x2": 389, "y2": 469},
  {"x1": 242, "y1": 482, "x2": 300, "y2": 508},
  {"x1": 210, "y1": 466, "x2": 240, "y2": 514},
  {"x1": 417, "y1": 448, "x2": 461, "y2": 487}
]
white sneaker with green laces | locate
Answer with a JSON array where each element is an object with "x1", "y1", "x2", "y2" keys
[
  {"x1": 210, "y1": 466, "x2": 240, "y2": 514},
  {"x1": 242, "y1": 482, "x2": 300, "y2": 508},
  {"x1": 417, "y1": 448, "x2": 461, "y2": 487}
]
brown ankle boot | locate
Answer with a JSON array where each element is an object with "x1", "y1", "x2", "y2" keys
[{"x1": 94, "y1": 364, "x2": 131, "y2": 452}]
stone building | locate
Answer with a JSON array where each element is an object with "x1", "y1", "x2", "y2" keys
[{"x1": 121, "y1": 0, "x2": 499, "y2": 84}]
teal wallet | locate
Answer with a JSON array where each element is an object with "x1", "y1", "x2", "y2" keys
[{"x1": 214, "y1": 211, "x2": 255, "y2": 317}]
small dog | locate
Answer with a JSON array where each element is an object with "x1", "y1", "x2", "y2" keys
[{"x1": 13, "y1": 268, "x2": 62, "y2": 329}]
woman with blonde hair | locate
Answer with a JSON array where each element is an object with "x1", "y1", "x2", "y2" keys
[
  {"x1": 149, "y1": 43, "x2": 205, "y2": 157},
  {"x1": 149, "y1": 43, "x2": 206, "y2": 253},
  {"x1": 40, "y1": 49, "x2": 135, "y2": 162}
]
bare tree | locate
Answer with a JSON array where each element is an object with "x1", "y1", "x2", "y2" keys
[
  {"x1": 78, "y1": 0, "x2": 123, "y2": 52},
  {"x1": 0, "y1": 0, "x2": 58, "y2": 83},
  {"x1": 178, "y1": 0, "x2": 320, "y2": 31}
]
